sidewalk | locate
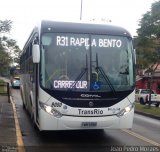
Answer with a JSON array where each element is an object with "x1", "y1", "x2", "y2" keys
[{"x1": 0, "y1": 95, "x2": 17, "y2": 147}]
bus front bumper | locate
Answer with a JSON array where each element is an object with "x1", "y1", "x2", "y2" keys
[{"x1": 38, "y1": 108, "x2": 134, "y2": 131}]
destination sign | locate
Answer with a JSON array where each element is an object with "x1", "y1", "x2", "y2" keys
[
  {"x1": 56, "y1": 36, "x2": 122, "y2": 48},
  {"x1": 54, "y1": 80, "x2": 87, "y2": 89}
]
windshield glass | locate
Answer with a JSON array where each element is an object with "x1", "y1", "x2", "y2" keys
[{"x1": 40, "y1": 33, "x2": 134, "y2": 92}]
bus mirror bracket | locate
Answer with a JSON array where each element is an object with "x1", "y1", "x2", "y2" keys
[{"x1": 32, "y1": 44, "x2": 40, "y2": 63}]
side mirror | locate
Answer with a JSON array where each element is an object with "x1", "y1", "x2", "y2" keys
[{"x1": 32, "y1": 44, "x2": 40, "y2": 63}]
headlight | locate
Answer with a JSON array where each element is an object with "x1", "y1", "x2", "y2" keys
[
  {"x1": 117, "y1": 104, "x2": 134, "y2": 117},
  {"x1": 39, "y1": 102, "x2": 62, "y2": 118}
]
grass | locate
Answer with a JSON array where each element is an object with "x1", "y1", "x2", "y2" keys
[
  {"x1": 0, "y1": 79, "x2": 4, "y2": 82},
  {"x1": 135, "y1": 103, "x2": 160, "y2": 116}
]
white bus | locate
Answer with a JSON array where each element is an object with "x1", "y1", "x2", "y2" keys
[{"x1": 20, "y1": 20, "x2": 135, "y2": 131}]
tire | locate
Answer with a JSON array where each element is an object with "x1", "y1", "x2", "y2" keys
[
  {"x1": 20, "y1": 88, "x2": 26, "y2": 109},
  {"x1": 155, "y1": 103, "x2": 159, "y2": 107},
  {"x1": 31, "y1": 110, "x2": 39, "y2": 131},
  {"x1": 22, "y1": 101, "x2": 26, "y2": 109},
  {"x1": 145, "y1": 96, "x2": 149, "y2": 104},
  {"x1": 140, "y1": 98, "x2": 145, "y2": 105}
]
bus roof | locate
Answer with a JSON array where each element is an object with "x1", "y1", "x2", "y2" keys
[
  {"x1": 41, "y1": 20, "x2": 132, "y2": 37},
  {"x1": 22, "y1": 20, "x2": 132, "y2": 52}
]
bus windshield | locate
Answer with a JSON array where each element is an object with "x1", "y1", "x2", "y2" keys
[{"x1": 40, "y1": 33, "x2": 134, "y2": 92}]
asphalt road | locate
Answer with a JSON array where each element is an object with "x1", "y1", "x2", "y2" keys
[{"x1": 11, "y1": 88, "x2": 160, "y2": 152}]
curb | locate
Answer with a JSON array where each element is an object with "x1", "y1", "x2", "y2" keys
[
  {"x1": 135, "y1": 110, "x2": 160, "y2": 120},
  {"x1": 10, "y1": 96, "x2": 25, "y2": 152}
]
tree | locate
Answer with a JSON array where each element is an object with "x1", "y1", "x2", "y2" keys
[
  {"x1": 136, "y1": 1, "x2": 160, "y2": 106},
  {"x1": 136, "y1": 1, "x2": 160, "y2": 72},
  {"x1": 0, "y1": 50, "x2": 12, "y2": 75},
  {"x1": 1, "y1": 36, "x2": 22, "y2": 64},
  {"x1": 0, "y1": 20, "x2": 12, "y2": 33},
  {"x1": 0, "y1": 20, "x2": 21, "y2": 75}
]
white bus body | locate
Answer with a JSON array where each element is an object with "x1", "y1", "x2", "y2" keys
[{"x1": 20, "y1": 21, "x2": 135, "y2": 131}]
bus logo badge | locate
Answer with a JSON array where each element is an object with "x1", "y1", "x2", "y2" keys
[{"x1": 89, "y1": 101, "x2": 94, "y2": 107}]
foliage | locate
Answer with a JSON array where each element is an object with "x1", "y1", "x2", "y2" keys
[
  {"x1": 0, "y1": 20, "x2": 21, "y2": 75},
  {"x1": 0, "y1": 20, "x2": 12, "y2": 33},
  {"x1": 135, "y1": 103, "x2": 160, "y2": 116},
  {"x1": 0, "y1": 50, "x2": 12, "y2": 74},
  {"x1": 136, "y1": 1, "x2": 160, "y2": 72},
  {"x1": 1, "y1": 36, "x2": 22, "y2": 64}
]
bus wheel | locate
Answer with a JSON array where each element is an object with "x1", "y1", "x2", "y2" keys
[
  {"x1": 155, "y1": 103, "x2": 159, "y2": 107},
  {"x1": 31, "y1": 115, "x2": 36, "y2": 129},
  {"x1": 140, "y1": 98, "x2": 145, "y2": 105},
  {"x1": 22, "y1": 101, "x2": 26, "y2": 109},
  {"x1": 31, "y1": 110, "x2": 38, "y2": 130}
]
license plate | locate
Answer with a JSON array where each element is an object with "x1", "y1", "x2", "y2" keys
[{"x1": 81, "y1": 122, "x2": 97, "y2": 128}]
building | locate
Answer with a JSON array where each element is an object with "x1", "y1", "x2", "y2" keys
[{"x1": 136, "y1": 64, "x2": 160, "y2": 94}]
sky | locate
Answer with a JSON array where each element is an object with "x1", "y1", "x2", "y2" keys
[{"x1": 0, "y1": 0, "x2": 157, "y2": 49}]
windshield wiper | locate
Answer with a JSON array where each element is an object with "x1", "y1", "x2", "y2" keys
[
  {"x1": 95, "y1": 53, "x2": 117, "y2": 97},
  {"x1": 68, "y1": 54, "x2": 88, "y2": 91}
]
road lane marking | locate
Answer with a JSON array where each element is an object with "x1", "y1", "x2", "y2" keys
[
  {"x1": 10, "y1": 96, "x2": 25, "y2": 152},
  {"x1": 122, "y1": 129, "x2": 160, "y2": 146}
]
